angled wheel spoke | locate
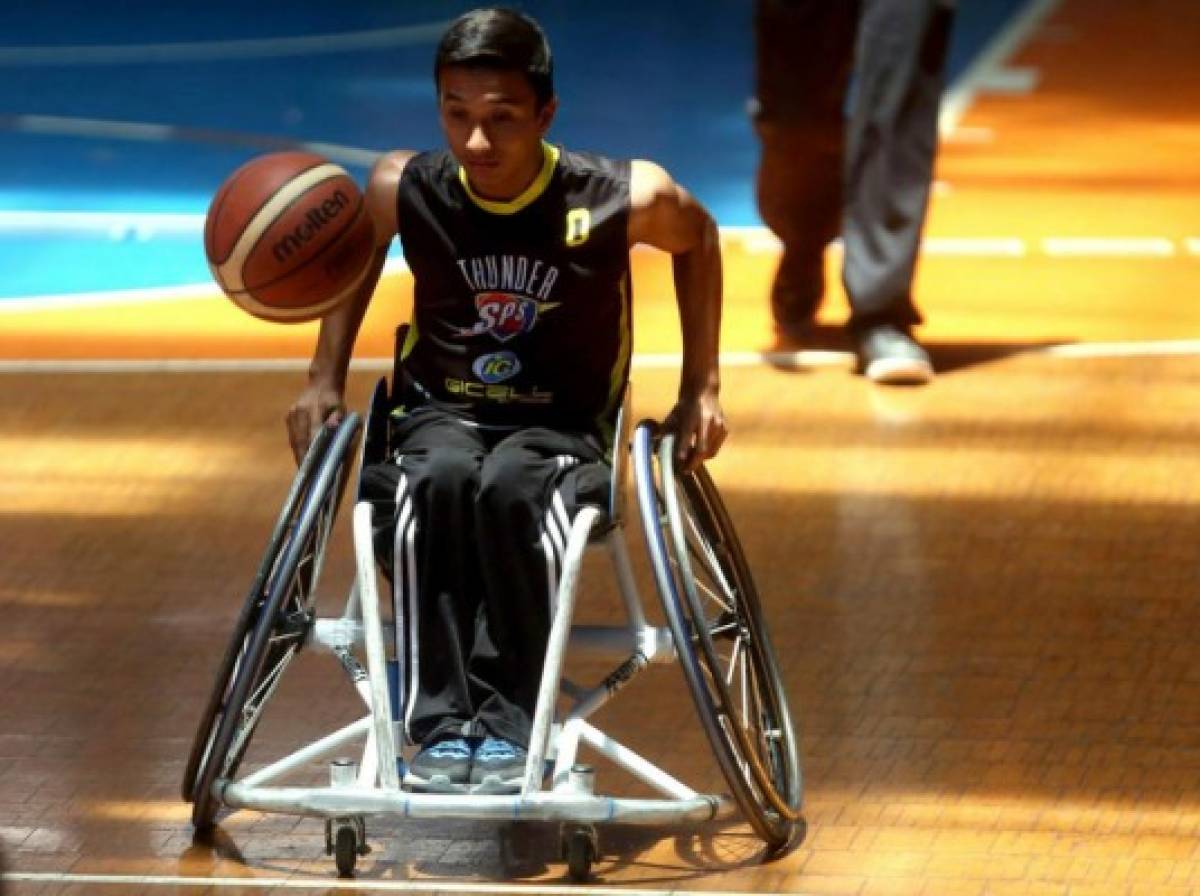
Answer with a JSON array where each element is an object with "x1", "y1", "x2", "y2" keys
[
  {"x1": 724, "y1": 633, "x2": 744, "y2": 687},
  {"x1": 715, "y1": 712, "x2": 750, "y2": 780},
  {"x1": 244, "y1": 646, "x2": 294, "y2": 722},
  {"x1": 709, "y1": 618, "x2": 740, "y2": 638},
  {"x1": 683, "y1": 513, "x2": 735, "y2": 613},
  {"x1": 223, "y1": 644, "x2": 296, "y2": 777},
  {"x1": 693, "y1": 572, "x2": 733, "y2": 616}
]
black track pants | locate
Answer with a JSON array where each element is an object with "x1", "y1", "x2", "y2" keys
[{"x1": 360, "y1": 408, "x2": 610, "y2": 748}]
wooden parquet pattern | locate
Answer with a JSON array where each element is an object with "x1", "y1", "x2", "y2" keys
[{"x1": 3, "y1": 0, "x2": 1200, "y2": 892}]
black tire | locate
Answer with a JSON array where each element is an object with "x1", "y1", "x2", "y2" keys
[
  {"x1": 564, "y1": 828, "x2": 595, "y2": 882},
  {"x1": 633, "y1": 422, "x2": 802, "y2": 850},
  {"x1": 334, "y1": 823, "x2": 358, "y2": 877},
  {"x1": 187, "y1": 414, "x2": 361, "y2": 830}
]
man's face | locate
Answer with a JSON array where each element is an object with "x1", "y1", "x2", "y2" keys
[{"x1": 438, "y1": 66, "x2": 556, "y2": 201}]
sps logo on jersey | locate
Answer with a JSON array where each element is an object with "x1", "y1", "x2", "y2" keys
[
  {"x1": 472, "y1": 351, "x2": 522, "y2": 384},
  {"x1": 453, "y1": 254, "x2": 562, "y2": 342},
  {"x1": 455, "y1": 292, "x2": 560, "y2": 342}
]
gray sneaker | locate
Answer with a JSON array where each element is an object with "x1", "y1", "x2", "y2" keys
[
  {"x1": 403, "y1": 735, "x2": 472, "y2": 794},
  {"x1": 469, "y1": 736, "x2": 528, "y2": 794},
  {"x1": 857, "y1": 325, "x2": 934, "y2": 385}
]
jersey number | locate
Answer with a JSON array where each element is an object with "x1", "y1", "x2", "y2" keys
[{"x1": 565, "y1": 208, "x2": 591, "y2": 247}]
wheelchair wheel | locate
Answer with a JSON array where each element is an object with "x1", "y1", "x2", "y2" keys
[
  {"x1": 185, "y1": 414, "x2": 362, "y2": 831},
  {"x1": 181, "y1": 423, "x2": 334, "y2": 803},
  {"x1": 633, "y1": 422, "x2": 802, "y2": 850}
]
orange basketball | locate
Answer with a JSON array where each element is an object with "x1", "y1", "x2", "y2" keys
[{"x1": 204, "y1": 152, "x2": 376, "y2": 323}]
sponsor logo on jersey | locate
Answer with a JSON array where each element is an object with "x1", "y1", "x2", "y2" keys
[
  {"x1": 445, "y1": 378, "x2": 553, "y2": 404},
  {"x1": 452, "y1": 254, "x2": 563, "y2": 342},
  {"x1": 454, "y1": 292, "x2": 561, "y2": 342},
  {"x1": 457, "y1": 254, "x2": 560, "y2": 298},
  {"x1": 472, "y1": 351, "x2": 522, "y2": 384}
]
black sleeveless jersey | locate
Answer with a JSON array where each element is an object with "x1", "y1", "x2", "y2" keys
[{"x1": 394, "y1": 143, "x2": 632, "y2": 437}]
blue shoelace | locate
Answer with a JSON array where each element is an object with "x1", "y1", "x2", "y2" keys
[
  {"x1": 476, "y1": 737, "x2": 523, "y2": 760},
  {"x1": 425, "y1": 737, "x2": 471, "y2": 759}
]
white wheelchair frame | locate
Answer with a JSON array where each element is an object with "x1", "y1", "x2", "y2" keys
[{"x1": 184, "y1": 378, "x2": 801, "y2": 880}]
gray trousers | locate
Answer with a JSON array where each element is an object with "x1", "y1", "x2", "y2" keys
[{"x1": 754, "y1": 0, "x2": 955, "y2": 331}]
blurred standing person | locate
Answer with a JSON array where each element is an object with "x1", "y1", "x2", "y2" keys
[{"x1": 753, "y1": 0, "x2": 955, "y2": 384}]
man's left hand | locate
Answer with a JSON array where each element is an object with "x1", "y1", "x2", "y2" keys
[{"x1": 663, "y1": 389, "x2": 727, "y2": 473}]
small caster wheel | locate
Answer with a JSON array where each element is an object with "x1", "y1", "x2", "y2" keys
[
  {"x1": 326, "y1": 816, "x2": 369, "y2": 878},
  {"x1": 559, "y1": 823, "x2": 598, "y2": 882},
  {"x1": 334, "y1": 823, "x2": 358, "y2": 877}
]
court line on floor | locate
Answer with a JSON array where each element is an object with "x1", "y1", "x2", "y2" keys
[
  {"x1": 1042, "y1": 236, "x2": 1176, "y2": 257},
  {"x1": 1040, "y1": 340, "x2": 1200, "y2": 358},
  {"x1": 0, "y1": 210, "x2": 207, "y2": 238},
  {"x1": 3, "y1": 114, "x2": 384, "y2": 168},
  {"x1": 0, "y1": 257, "x2": 410, "y2": 314},
  {"x1": 0, "y1": 354, "x2": 831, "y2": 375},
  {"x1": 2, "y1": 872, "x2": 781, "y2": 896},
  {"x1": 3, "y1": 224, "x2": 1197, "y2": 311},
  {"x1": 939, "y1": 0, "x2": 1063, "y2": 135},
  {"x1": 1, "y1": 342, "x2": 1197, "y2": 375},
  {"x1": 721, "y1": 229, "x2": 1197, "y2": 258},
  {"x1": 0, "y1": 21, "x2": 449, "y2": 66},
  {"x1": 5, "y1": 214, "x2": 1192, "y2": 256}
]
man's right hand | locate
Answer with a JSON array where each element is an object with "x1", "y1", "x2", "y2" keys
[{"x1": 286, "y1": 382, "x2": 346, "y2": 465}]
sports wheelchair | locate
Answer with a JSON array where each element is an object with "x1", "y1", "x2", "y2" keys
[{"x1": 182, "y1": 346, "x2": 803, "y2": 881}]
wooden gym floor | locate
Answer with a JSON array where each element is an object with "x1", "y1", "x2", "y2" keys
[{"x1": 2, "y1": 1, "x2": 1200, "y2": 894}]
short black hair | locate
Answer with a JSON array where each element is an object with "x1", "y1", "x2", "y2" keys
[{"x1": 434, "y1": 8, "x2": 555, "y2": 107}]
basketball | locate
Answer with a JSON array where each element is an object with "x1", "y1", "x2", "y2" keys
[{"x1": 204, "y1": 152, "x2": 376, "y2": 323}]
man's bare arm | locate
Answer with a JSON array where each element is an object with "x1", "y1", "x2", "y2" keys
[
  {"x1": 627, "y1": 159, "x2": 726, "y2": 471},
  {"x1": 286, "y1": 150, "x2": 414, "y2": 463}
]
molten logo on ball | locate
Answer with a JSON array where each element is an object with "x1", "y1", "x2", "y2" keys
[{"x1": 272, "y1": 190, "x2": 350, "y2": 263}]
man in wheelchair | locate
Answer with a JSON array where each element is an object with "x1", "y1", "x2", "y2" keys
[{"x1": 286, "y1": 7, "x2": 725, "y2": 796}]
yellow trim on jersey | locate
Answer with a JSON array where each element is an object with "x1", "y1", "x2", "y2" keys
[
  {"x1": 390, "y1": 320, "x2": 421, "y2": 419},
  {"x1": 400, "y1": 319, "x2": 419, "y2": 360},
  {"x1": 458, "y1": 142, "x2": 560, "y2": 215},
  {"x1": 598, "y1": 273, "x2": 633, "y2": 457}
]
